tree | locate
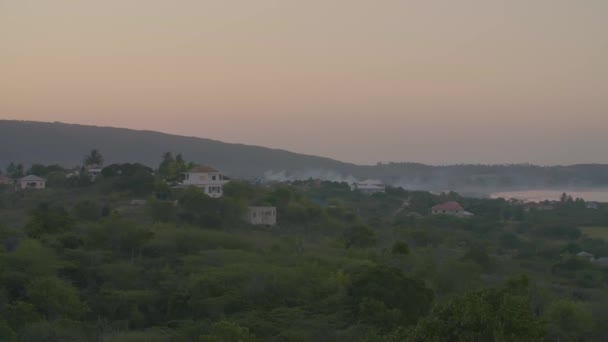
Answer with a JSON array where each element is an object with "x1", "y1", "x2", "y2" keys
[
  {"x1": 146, "y1": 198, "x2": 175, "y2": 223},
  {"x1": 343, "y1": 225, "x2": 376, "y2": 249},
  {"x1": 26, "y1": 276, "x2": 85, "y2": 320},
  {"x1": 72, "y1": 200, "x2": 101, "y2": 221},
  {"x1": 158, "y1": 152, "x2": 192, "y2": 182},
  {"x1": 83, "y1": 149, "x2": 103, "y2": 166},
  {"x1": 408, "y1": 278, "x2": 544, "y2": 341},
  {"x1": 6, "y1": 162, "x2": 24, "y2": 178},
  {"x1": 199, "y1": 320, "x2": 257, "y2": 342},
  {"x1": 545, "y1": 299, "x2": 593, "y2": 341},
  {"x1": 24, "y1": 203, "x2": 74, "y2": 238},
  {"x1": 392, "y1": 241, "x2": 410, "y2": 255},
  {"x1": 347, "y1": 265, "x2": 434, "y2": 332}
]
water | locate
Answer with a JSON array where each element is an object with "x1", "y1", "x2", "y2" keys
[{"x1": 490, "y1": 189, "x2": 608, "y2": 203}]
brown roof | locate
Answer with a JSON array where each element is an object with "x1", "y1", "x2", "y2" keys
[
  {"x1": 432, "y1": 201, "x2": 464, "y2": 211},
  {"x1": 188, "y1": 165, "x2": 218, "y2": 173}
]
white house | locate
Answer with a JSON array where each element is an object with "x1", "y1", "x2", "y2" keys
[
  {"x1": 246, "y1": 206, "x2": 277, "y2": 226},
  {"x1": 18, "y1": 175, "x2": 46, "y2": 190},
  {"x1": 431, "y1": 201, "x2": 473, "y2": 217},
  {"x1": 179, "y1": 165, "x2": 229, "y2": 198},
  {"x1": 86, "y1": 165, "x2": 103, "y2": 178},
  {"x1": 586, "y1": 202, "x2": 599, "y2": 210},
  {"x1": 576, "y1": 251, "x2": 595, "y2": 261},
  {"x1": 350, "y1": 179, "x2": 386, "y2": 195}
]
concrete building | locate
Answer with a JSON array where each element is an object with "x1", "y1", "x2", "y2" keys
[
  {"x1": 431, "y1": 201, "x2": 473, "y2": 217},
  {"x1": 586, "y1": 202, "x2": 599, "y2": 210},
  {"x1": 350, "y1": 179, "x2": 386, "y2": 195},
  {"x1": 18, "y1": 175, "x2": 46, "y2": 190},
  {"x1": 246, "y1": 206, "x2": 277, "y2": 226},
  {"x1": 179, "y1": 165, "x2": 229, "y2": 198},
  {"x1": 86, "y1": 165, "x2": 103, "y2": 178},
  {"x1": 576, "y1": 251, "x2": 595, "y2": 261}
]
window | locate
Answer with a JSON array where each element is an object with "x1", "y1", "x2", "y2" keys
[{"x1": 212, "y1": 175, "x2": 216, "y2": 180}]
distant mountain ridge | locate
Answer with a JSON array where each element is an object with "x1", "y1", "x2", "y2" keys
[{"x1": 2, "y1": 120, "x2": 608, "y2": 192}]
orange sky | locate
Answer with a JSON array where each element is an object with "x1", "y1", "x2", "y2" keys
[{"x1": 1, "y1": 0, "x2": 607, "y2": 164}]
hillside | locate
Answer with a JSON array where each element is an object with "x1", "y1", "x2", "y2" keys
[
  {"x1": 2, "y1": 120, "x2": 608, "y2": 192},
  {"x1": 0, "y1": 120, "x2": 353, "y2": 179}
]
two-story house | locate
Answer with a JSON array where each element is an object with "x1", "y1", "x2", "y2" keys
[{"x1": 180, "y1": 165, "x2": 229, "y2": 198}]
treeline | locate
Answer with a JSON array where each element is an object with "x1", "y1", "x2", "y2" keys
[{"x1": 1, "y1": 155, "x2": 608, "y2": 340}]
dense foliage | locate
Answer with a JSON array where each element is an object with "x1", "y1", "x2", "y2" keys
[{"x1": 1, "y1": 157, "x2": 608, "y2": 341}]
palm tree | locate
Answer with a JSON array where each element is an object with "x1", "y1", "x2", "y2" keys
[{"x1": 84, "y1": 149, "x2": 104, "y2": 166}]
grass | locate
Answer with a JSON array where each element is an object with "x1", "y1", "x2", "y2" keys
[{"x1": 580, "y1": 226, "x2": 608, "y2": 240}]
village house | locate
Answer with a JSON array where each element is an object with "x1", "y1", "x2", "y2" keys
[
  {"x1": 86, "y1": 164, "x2": 103, "y2": 178},
  {"x1": 245, "y1": 206, "x2": 277, "y2": 226},
  {"x1": 179, "y1": 165, "x2": 229, "y2": 198},
  {"x1": 350, "y1": 179, "x2": 386, "y2": 195},
  {"x1": 0, "y1": 174, "x2": 13, "y2": 185},
  {"x1": 594, "y1": 257, "x2": 608, "y2": 268},
  {"x1": 586, "y1": 202, "x2": 599, "y2": 210},
  {"x1": 18, "y1": 175, "x2": 46, "y2": 190},
  {"x1": 431, "y1": 201, "x2": 473, "y2": 217},
  {"x1": 576, "y1": 251, "x2": 595, "y2": 262}
]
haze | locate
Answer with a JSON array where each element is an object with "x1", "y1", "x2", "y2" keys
[{"x1": 2, "y1": 0, "x2": 607, "y2": 165}]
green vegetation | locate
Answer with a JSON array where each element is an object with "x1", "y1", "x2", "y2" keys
[
  {"x1": 1, "y1": 155, "x2": 608, "y2": 341},
  {"x1": 3, "y1": 120, "x2": 608, "y2": 190},
  {"x1": 580, "y1": 226, "x2": 608, "y2": 241}
]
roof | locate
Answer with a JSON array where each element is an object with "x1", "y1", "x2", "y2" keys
[
  {"x1": 188, "y1": 165, "x2": 218, "y2": 173},
  {"x1": 19, "y1": 175, "x2": 45, "y2": 182},
  {"x1": 432, "y1": 201, "x2": 464, "y2": 211},
  {"x1": 577, "y1": 251, "x2": 594, "y2": 257},
  {"x1": 595, "y1": 257, "x2": 608, "y2": 266}
]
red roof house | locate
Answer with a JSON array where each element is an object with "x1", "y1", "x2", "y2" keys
[{"x1": 431, "y1": 201, "x2": 466, "y2": 216}]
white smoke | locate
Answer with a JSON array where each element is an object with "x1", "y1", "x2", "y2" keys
[{"x1": 263, "y1": 169, "x2": 359, "y2": 184}]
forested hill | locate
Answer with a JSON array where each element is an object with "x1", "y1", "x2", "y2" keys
[
  {"x1": 2, "y1": 120, "x2": 608, "y2": 190},
  {"x1": 0, "y1": 120, "x2": 352, "y2": 179}
]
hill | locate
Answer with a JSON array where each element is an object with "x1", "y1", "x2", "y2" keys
[
  {"x1": 0, "y1": 120, "x2": 354, "y2": 179},
  {"x1": 2, "y1": 120, "x2": 608, "y2": 192}
]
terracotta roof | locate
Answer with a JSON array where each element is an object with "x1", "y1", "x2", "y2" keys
[
  {"x1": 188, "y1": 165, "x2": 218, "y2": 173},
  {"x1": 432, "y1": 201, "x2": 464, "y2": 211}
]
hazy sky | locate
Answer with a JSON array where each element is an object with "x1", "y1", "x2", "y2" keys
[{"x1": 2, "y1": 0, "x2": 607, "y2": 165}]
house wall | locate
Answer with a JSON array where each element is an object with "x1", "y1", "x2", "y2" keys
[
  {"x1": 181, "y1": 172, "x2": 227, "y2": 198},
  {"x1": 247, "y1": 207, "x2": 277, "y2": 225},
  {"x1": 19, "y1": 181, "x2": 45, "y2": 189},
  {"x1": 431, "y1": 209, "x2": 464, "y2": 216}
]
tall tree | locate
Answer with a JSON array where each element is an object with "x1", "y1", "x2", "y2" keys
[
  {"x1": 83, "y1": 149, "x2": 104, "y2": 166},
  {"x1": 6, "y1": 162, "x2": 24, "y2": 178}
]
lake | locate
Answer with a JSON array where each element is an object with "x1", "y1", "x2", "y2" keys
[{"x1": 490, "y1": 189, "x2": 608, "y2": 203}]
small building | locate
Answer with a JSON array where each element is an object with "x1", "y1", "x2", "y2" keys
[
  {"x1": 594, "y1": 257, "x2": 608, "y2": 268},
  {"x1": 0, "y1": 174, "x2": 13, "y2": 185},
  {"x1": 576, "y1": 251, "x2": 595, "y2": 261},
  {"x1": 586, "y1": 202, "x2": 599, "y2": 210},
  {"x1": 129, "y1": 199, "x2": 147, "y2": 206},
  {"x1": 18, "y1": 175, "x2": 46, "y2": 190},
  {"x1": 431, "y1": 201, "x2": 470, "y2": 217},
  {"x1": 350, "y1": 179, "x2": 386, "y2": 195},
  {"x1": 246, "y1": 206, "x2": 277, "y2": 226},
  {"x1": 86, "y1": 165, "x2": 103, "y2": 178},
  {"x1": 179, "y1": 165, "x2": 229, "y2": 198}
]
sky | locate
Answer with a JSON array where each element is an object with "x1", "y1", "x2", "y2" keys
[{"x1": 1, "y1": 0, "x2": 607, "y2": 165}]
